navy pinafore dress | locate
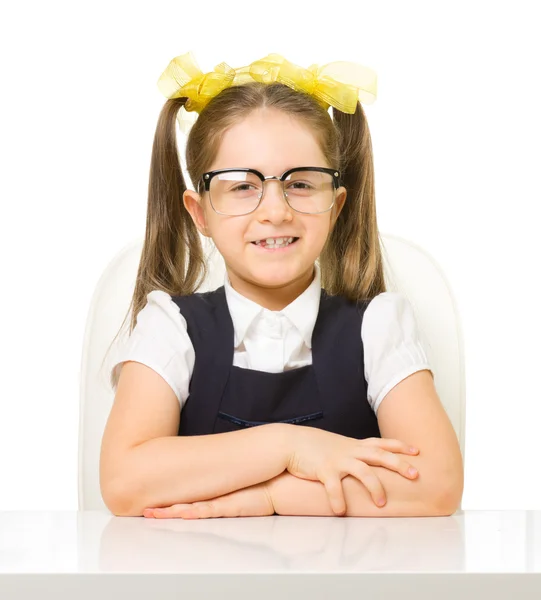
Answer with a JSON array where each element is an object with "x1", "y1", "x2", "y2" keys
[{"x1": 171, "y1": 286, "x2": 381, "y2": 440}]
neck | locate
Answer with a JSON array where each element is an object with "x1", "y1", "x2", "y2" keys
[{"x1": 226, "y1": 266, "x2": 315, "y2": 311}]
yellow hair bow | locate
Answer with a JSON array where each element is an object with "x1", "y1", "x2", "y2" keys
[{"x1": 157, "y1": 52, "x2": 377, "y2": 134}]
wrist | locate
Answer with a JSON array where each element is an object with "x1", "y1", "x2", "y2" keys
[
  {"x1": 265, "y1": 471, "x2": 287, "y2": 512},
  {"x1": 270, "y1": 422, "x2": 295, "y2": 471}
]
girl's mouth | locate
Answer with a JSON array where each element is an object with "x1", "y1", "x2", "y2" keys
[{"x1": 251, "y1": 237, "x2": 299, "y2": 251}]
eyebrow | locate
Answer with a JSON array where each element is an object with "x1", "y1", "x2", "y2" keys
[
  {"x1": 251, "y1": 166, "x2": 307, "y2": 172},
  {"x1": 216, "y1": 166, "x2": 317, "y2": 175}
]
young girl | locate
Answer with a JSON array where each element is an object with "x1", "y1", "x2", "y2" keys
[{"x1": 100, "y1": 52, "x2": 463, "y2": 519}]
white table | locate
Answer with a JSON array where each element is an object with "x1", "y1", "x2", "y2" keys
[{"x1": 1, "y1": 510, "x2": 541, "y2": 599}]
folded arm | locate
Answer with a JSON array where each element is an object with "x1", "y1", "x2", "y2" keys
[
  {"x1": 101, "y1": 362, "x2": 292, "y2": 517},
  {"x1": 271, "y1": 369, "x2": 463, "y2": 517},
  {"x1": 147, "y1": 370, "x2": 463, "y2": 519}
]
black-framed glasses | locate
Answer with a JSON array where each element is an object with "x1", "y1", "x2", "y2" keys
[{"x1": 200, "y1": 167, "x2": 341, "y2": 216}]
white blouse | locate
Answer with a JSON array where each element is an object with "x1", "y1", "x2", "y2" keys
[{"x1": 110, "y1": 264, "x2": 432, "y2": 416}]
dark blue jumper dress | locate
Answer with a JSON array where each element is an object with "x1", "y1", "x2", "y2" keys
[{"x1": 171, "y1": 286, "x2": 381, "y2": 440}]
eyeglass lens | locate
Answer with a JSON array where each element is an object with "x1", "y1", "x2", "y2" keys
[{"x1": 209, "y1": 170, "x2": 335, "y2": 215}]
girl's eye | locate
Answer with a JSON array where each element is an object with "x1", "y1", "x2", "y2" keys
[
  {"x1": 232, "y1": 184, "x2": 256, "y2": 192},
  {"x1": 288, "y1": 182, "x2": 312, "y2": 189}
]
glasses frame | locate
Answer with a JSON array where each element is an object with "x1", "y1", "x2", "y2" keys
[{"x1": 200, "y1": 166, "x2": 342, "y2": 216}]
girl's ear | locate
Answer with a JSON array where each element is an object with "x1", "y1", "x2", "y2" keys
[
  {"x1": 183, "y1": 189, "x2": 210, "y2": 237},
  {"x1": 330, "y1": 186, "x2": 347, "y2": 228}
]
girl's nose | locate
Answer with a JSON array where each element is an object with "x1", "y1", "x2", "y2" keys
[{"x1": 256, "y1": 180, "x2": 293, "y2": 223}]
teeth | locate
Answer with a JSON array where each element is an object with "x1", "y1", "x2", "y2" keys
[{"x1": 255, "y1": 237, "x2": 295, "y2": 247}]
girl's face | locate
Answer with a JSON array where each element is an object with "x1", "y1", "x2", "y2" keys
[{"x1": 184, "y1": 108, "x2": 346, "y2": 309}]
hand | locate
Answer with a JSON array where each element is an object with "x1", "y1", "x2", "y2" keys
[
  {"x1": 143, "y1": 482, "x2": 275, "y2": 519},
  {"x1": 286, "y1": 427, "x2": 420, "y2": 515}
]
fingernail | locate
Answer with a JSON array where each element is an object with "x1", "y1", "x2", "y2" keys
[
  {"x1": 408, "y1": 467, "x2": 418, "y2": 476},
  {"x1": 377, "y1": 498, "x2": 386, "y2": 506},
  {"x1": 410, "y1": 447, "x2": 419, "y2": 453}
]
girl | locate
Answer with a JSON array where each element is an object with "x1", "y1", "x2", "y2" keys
[{"x1": 100, "y1": 52, "x2": 463, "y2": 519}]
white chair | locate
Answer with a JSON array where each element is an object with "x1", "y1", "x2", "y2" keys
[{"x1": 78, "y1": 234, "x2": 466, "y2": 511}]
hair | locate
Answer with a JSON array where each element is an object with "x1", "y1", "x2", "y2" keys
[{"x1": 102, "y1": 81, "x2": 386, "y2": 372}]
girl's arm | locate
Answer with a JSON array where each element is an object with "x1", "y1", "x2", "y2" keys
[
  {"x1": 103, "y1": 422, "x2": 290, "y2": 517},
  {"x1": 144, "y1": 469, "x2": 457, "y2": 520},
  {"x1": 100, "y1": 361, "x2": 291, "y2": 517},
  {"x1": 271, "y1": 370, "x2": 463, "y2": 517},
  {"x1": 145, "y1": 371, "x2": 463, "y2": 519},
  {"x1": 269, "y1": 470, "x2": 457, "y2": 517}
]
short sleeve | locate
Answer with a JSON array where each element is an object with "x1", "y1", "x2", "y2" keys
[
  {"x1": 110, "y1": 290, "x2": 195, "y2": 410},
  {"x1": 361, "y1": 292, "x2": 432, "y2": 415}
]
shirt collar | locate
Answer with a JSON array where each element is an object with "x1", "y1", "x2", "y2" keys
[{"x1": 223, "y1": 263, "x2": 322, "y2": 349}]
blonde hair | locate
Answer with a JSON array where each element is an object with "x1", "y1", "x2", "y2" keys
[{"x1": 105, "y1": 81, "x2": 386, "y2": 367}]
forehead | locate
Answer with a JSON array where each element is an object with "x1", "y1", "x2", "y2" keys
[{"x1": 210, "y1": 109, "x2": 328, "y2": 172}]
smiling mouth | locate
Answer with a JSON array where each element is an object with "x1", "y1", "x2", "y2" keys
[{"x1": 251, "y1": 237, "x2": 299, "y2": 249}]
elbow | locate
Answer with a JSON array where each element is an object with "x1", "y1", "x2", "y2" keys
[
  {"x1": 101, "y1": 476, "x2": 145, "y2": 517},
  {"x1": 432, "y1": 471, "x2": 464, "y2": 517},
  {"x1": 433, "y1": 491, "x2": 462, "y2": 517},
  {"x1": 100, "y1": 447, "x2": 147, "y2": 516},
  {"x1": 426, "y1": 445, "x2": 465, "y2": 516}
]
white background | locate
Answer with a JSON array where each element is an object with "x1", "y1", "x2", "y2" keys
[{"x1": 0, "y1": 0, "x2": 539, "y2": 510}]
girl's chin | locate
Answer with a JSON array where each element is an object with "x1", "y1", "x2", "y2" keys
[
  {"x1": 244, "y1": 266, "x2": 313, "y2": 290},
  {"x1": 247, "y1": 272, "x2": 298, "y2": 286}
]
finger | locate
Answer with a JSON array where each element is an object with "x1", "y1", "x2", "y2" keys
[
  {"x1": 320, "y1": 471, "x2": 347, "y2": 516},
  {"x1": 355, "y1": 446, "x2": 419, "y2": 480},
  {"x1": 152, "y1": 504, "x2": 201, "y2": 519},
  {"x1": 346, "y1": 459, "x2": 387, "y2": 507},
  {"x1": 189, "y1": 501, "x2": 216, "y2": 519},
  {"x1": 176, "y1": 507, "x2": 203, "y2": 519},
  {"x1": 361, "y1": 437, "x2": 419, "y2": 455}
]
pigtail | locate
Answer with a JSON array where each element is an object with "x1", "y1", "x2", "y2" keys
[
  {"x1": 320, "y1": 102, "x2": 386, "y2": 302},
  {"x1": 100, "y1": 98, "x2": 207, "y2": 376},
  {"x1": 128, "y1": 97, "x2": 206, "y2": 332}
]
